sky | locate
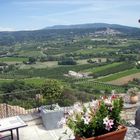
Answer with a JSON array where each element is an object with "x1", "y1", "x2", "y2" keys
[{"x1": 0, "y1": 0, "x2": 140, "y2": 31}]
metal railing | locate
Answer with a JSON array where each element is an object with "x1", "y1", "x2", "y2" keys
[
  {"x1": 0, "y1": 89, "x2": 42, "y2": 118},
  {"x1": 0, "y1": 89, "x2": 77, "y2": 119}
]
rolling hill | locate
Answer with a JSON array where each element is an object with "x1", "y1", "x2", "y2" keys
[
  {"x1": 45, "y1": 23, "x2": 134, "y2": 29},
  {"x1": 0, "y1": 23, "x2": 140, "y2": 46}
]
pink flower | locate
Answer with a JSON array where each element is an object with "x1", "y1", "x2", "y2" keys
[
  {"x1": 103, "y1": 117, "x2": 114, "y2": 131},
  {"x1": 90, "y1": 100, "x2": 98, "y2": 107},
  {"x1": 111, "y1": 93, "x2": 117, "y2": 100},
  {"x1": 104, "y1": 98, "x2": 112, "y2": 107},
  {"x1": 108, "y1": 106, "x2": 113, "y2": 111}
]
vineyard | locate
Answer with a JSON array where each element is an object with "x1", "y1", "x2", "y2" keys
[
  {"x1": 12, "y1": 64, "x2": 94, "y2": 80},
  {"x1": 73, "y1": 80, "x2": 125, "y2": 93},
  {"x1": 98, "y1": 68, "x2": 140, "y2": 82},
  {"x1": 90, "y1": 62, "x2": 135, "y2": 78},
  {"x1": 85, "y1": 62, "x2": 123, "y2": 73},
  {"x1": 0, "y1": 57, "x2": 28, "y2": 62}
]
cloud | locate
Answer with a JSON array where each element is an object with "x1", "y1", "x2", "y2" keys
[{"x1": 0, "y1": 27, "x2": 15, "y2": 31}]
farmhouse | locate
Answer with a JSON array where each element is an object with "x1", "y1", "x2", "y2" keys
[{"x1": 68, "y1": 70, "x2": 83, "y2": 78}]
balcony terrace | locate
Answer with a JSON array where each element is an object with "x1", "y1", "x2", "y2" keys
[
  {"x1": 1, "y1": 113, "x2": 139, "y2": 140},
  {"x1": 0, "y1": 91, "x2": 140, "y2": 140}
]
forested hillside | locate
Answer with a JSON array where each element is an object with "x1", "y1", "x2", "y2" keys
[{"x1": 0, "y1": 23, "x2": 140, "y2": 46}]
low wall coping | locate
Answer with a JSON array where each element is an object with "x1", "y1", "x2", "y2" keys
[{"x1": 123, "y1": 102, "x2": 140, "y2": 109}]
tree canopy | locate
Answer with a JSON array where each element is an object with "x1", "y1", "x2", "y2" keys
[{"x1": 41, "y1": 79, "x2": 63, "y2": 104}]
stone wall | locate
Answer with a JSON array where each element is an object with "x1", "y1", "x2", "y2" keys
[
  {"x1": 121, "y1": 108, "x2": 137, "y2": 121},
  {"x1": 121, "y1": 103, "x2": 140, "y2": 121}
]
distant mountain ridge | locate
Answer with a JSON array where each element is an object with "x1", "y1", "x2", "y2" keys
[
  {"x1": 45, "y1": 23, "x2": 138, "y2": 30},
  {"x1": 0, "y1": 23, "x2": 140, "y2": 46}
]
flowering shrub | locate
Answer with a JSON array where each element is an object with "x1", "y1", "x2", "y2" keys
[{"x1": 58, "y1": 95, "x2": 124, "y2": 138}]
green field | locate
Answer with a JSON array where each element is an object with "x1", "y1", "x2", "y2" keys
[
  {"x1": 0, "y1": 79, "x2": 13, "y2": 83},
  {"x1": 0, "y1": 57, "x2": 28, "y2": 62},
  {"x1": 97, "y1": 68, "x2": 140, "y2": 82},
  {"x1": 75, "y1": 81, "x2": 125, "y2": 93},
  {"x1": 77, "y1": 58, "x2": 106, "y2": 65},
  {"x1": 20, "y1": 61, "x2": 58, "y2": 69},
  {"x1": 18, "y1": 50, "x2": 45, "y2": 57},
  {"x1": 0, "y1": 78, "x2": 47, "y2": 86},
  {"x1": 14, "y1": 64, "x2": 94, "y2": 79},
  {"x1": 76, "y1": 48, "x2": 117, "y2": 55},
  {"x1": 23, "y1": 78, "x2": 47, "y2": 86},
  {"x1": 85, "y1": 62, "x2": 123, "y2": 73}
]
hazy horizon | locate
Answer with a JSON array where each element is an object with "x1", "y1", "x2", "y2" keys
[{"x1": 0, "y1": 0, "x2": 140, "y2": 31}]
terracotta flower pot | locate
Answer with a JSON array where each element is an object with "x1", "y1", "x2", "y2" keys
[
  {"x1": 75, "y1": 126, "x2": 127, "y2": 140},
  {"x1": 130, "y1": 95, "x2": 139, "y2": 104}
]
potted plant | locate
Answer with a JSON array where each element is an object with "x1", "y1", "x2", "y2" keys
[
  {"x1": 58, "y1": 95, "x2": 127, "y2": 140},
  {"x1": 40, "y1": 79, "x2": 64, "y2": 130},
  {"x1": 127, "y1": 87, "x2": 139, "y2": 104}
]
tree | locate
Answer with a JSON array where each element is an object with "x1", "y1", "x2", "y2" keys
[
  {"x1": 1, "y1": 80, "x2": 33, "y2": 93},
  {"x1": 41, "y1": 79, "x2": 63, "y2": 108},
  {"x1": 28, "y1": 57, "x2": 36, "y2": 64},
  {"x1": 58, "y1": 57, "x2": 77, "y2": 65}
]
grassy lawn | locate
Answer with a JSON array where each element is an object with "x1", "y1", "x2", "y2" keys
[
  {"x1": 0, "y1": 57, "x2": 28, "y2": 62},
  {"x1": 97, "y1": 68, "x2": 140, "y2": 82}
]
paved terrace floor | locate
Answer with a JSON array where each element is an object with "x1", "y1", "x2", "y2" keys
[
  {"x1": 2, "y1": 120, "x2": 140, "y2": 140},
  {"x1": 20, "y1": 125, "x2": 74, "y2": 140},
  {"x1": 20, "y1": 124, "x2": 140, "y2": 140}
]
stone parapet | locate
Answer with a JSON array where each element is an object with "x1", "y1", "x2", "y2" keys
[{"x1": 121, "y1": 102, "x2": 140, "y2": 121}]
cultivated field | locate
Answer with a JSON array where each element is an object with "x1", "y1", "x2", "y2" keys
[
  {"x1": 20, "y1": 61, "x2": 58, "y2": 69},
  {"x1": 107, "y1": 72, "x2": 140, "y2": 85},
  {"x1": 0, "y1": 57, "x2": 28, "y2": 63},
  {"x1": 97, "y1": 69, "x2": 140, "y2": 82}
]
